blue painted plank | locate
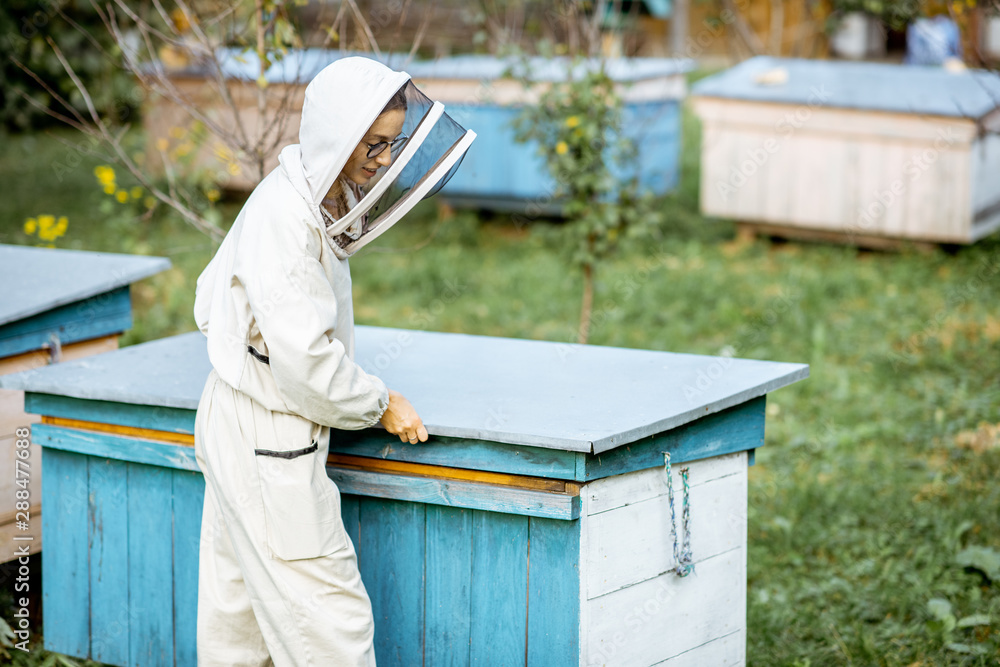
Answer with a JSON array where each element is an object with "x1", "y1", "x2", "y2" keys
[
  {"x1": 0, "y1": 286, "x2": 132, "y2": 359},
  {"x1": 469, "y1": 511, "x2": 528, "y2": 664},
  {"x1": 341, "y1": 493, "x2": 361, "y2": 554},
  {"x1": 583, "y1": 397, "x2": 765, "y2": 480},
  {"x1": 328, "y1": 466, "x2": 580, "y2": 520},
  {"x1": 127, "y1": 462, "x2": 174, "y2": 667},
  {"x1": 425, "y1": 505, "x2": 473, "y2": 666},
  {"x1": 87, "y1": 458, "x2": 129, "y2": 664},
  {"x1": 527, "y1": 518, "x2": 580, "y2": 665},
  {"x1": 330, "y1": 431, "x2": 579, "y2": 481},
  {"x1": 440, "y1": 99, "x2": 681, "y2": 204},
  {"x1": 41, "y1": 448, "x2": 90, "y2": 657},
  {"x1": 24, "y1": 393, "x2": 196, "y2": 434},
  {"x1": 358, "y1": 499, "x2": 425, "y2": 667},
  {"x1": 172, "y1": 469, "x2": 205, "y2": 667},
  {"x1": 32, "y1": 423, "x2": 197, "y2": 472}
]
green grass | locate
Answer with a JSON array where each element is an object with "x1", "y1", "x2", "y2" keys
[{"x1": 1, "y1": 94, "x2": 998, "y2": 665}]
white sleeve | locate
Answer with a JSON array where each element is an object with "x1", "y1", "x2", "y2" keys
[
  {"x1": 193, "y1": 252, "x2": 218, "y2": 336},
  {"x1": 234, "y1": 213, "x2": 389, "y2": 430}
]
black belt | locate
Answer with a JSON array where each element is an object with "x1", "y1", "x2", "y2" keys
[{"x1": 248, "y1": 345, "x2": 270, "y2": 365}]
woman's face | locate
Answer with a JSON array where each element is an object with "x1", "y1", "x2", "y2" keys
[{"x1": 341, "y1": 108, "x2": 406, "y2": 186}]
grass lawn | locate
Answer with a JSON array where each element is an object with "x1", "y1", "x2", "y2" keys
[{"x1": 1, "y1": 94, "x2": 998, "y2": 665}]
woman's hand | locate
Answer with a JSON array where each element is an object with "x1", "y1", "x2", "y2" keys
[{"x1": 379, "y1": 389, "x2": 429, "y2": 444}]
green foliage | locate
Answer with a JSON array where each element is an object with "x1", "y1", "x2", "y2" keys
[
  {"x1": 828, "y1": 0, "x2": 923, "y2": 31},
  {"x1": 511, "y1": 61, "x2": 661, "y2": 268},
  {"x1": 229, "y1": 0, "x2": 307, "y2": 86},
  {"x1": 0, "y1": 1, "x2": 136, "y2": 131},
  {"x1": 956, "y1": 546, "x2": 1000, "y2": 583}
]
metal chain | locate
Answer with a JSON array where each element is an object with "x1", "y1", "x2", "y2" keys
[
  {"x1": 679, "y1": 465, "x2": 694, "y2": 575},
  {"x1": 663, "y1": 452, "x2": 694, "y2": 577}
]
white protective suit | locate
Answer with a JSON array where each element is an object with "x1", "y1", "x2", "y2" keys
[{"x1": 192, "y1": 57, "x2": 474, "y2": 666}]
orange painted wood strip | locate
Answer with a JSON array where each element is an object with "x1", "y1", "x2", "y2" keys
[
  {"x1": 37, "y1": 418, "x2": 577, "y2": 494},
  {"x1": 41, "y1": 416, "x2": 195, "y2": 446},
  {"x1": 0, "y1": 334, "x2": 119, "y2": 376},
  {"x1": 327, "y1": 454, "x2": 572, "y2": 493}
]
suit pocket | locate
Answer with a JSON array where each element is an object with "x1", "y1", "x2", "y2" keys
[{"x1": 253, "y1": 415, "x2": 347, "y2": 561}]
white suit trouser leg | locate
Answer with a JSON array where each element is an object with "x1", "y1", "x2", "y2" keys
[{"x1": 194, "y1": 369, "x2": 377, "y2": 667}]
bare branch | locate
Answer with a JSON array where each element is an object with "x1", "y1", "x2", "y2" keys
[
  {"x1": 406, "y1": 4, "x2": 435, "y2": 66},
  {"x1": 9, "y1": 56, "x2": 89, "y2": 129},
  {"x1": 346, "y1": 0, "x2": 383, "y2": 58}
]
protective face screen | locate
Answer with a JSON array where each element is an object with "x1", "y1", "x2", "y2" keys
[{"x1": 328, "y1": 80, "x2": 475, "y2": 255}]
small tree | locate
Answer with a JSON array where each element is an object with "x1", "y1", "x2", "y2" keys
[
  {"x1": 11, "y1": 0, "x2": 425, "y2": 241},
  {"x1": 512, "y1": 61, "x2": 660, "y2": 344}
]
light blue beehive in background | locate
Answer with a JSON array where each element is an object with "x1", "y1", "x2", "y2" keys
[
  {"x1": 0, "y1": 244, "x2": 169, "y2": 560},
  {"x1": 404, "y1": 55, "x2": 693, "y2": 213},
  {"x1": 1, "y1": 327, "x2": 806, "y2": 665}
]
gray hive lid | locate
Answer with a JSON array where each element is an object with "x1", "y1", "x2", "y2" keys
[
  {"x1": 691, "y1": 56, "x2": 1000, "y2": 120},
  {"x1": 169, "y1": 48, "x2": 694, "y2": 88},
  {"x1": 210, "y1": 48, "x2": 413, "y2": 85},
  {"x1": 405, "y1": 55, "x2": 695, "y2": 83},
  {"x1": 0, "y1": 327, "x2": 807, "y2": 455},
  {"x1": 0, "y1": 244, "x2": 171, "y2": 327}
]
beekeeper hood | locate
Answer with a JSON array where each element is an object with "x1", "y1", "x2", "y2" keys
[{"x1": 279, "y1": 57, "x2": 476, "y2": 258}]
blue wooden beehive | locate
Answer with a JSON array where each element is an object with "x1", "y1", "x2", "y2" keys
[
  {"x1": 404, "y1": 55, "x2": 694, "y2": 213},
  {"x1": 148, "y1": 49, "x2": 693, "y2": 212},
  {"x1": 1, "y1": 327, "x2": 806, "y2": 665},
  {"x1": 0, "y1": 244, "x2": 169, "y2": 559},
  {"x1": 0, "y1": 245, "x2": 170, "y2": 360}
]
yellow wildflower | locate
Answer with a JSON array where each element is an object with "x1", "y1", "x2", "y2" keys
[
  {"x1": 156, "y1": 138, "x2": 169, "y2": 152},
  {"x1": 103, "y1": 183, "x2": 116, "y2": 195},
  {"x1": 555, "y1": 141, "x2": 569, "y2": 155},
  {"x1": 55, "y1": 216, "x2": 68, "y2": 236},
  {"x1": 227, "y1": 162, "x2": 242, "y2": 175},
  {"x1": 175, "y1": 142, "x2": 194, "y2": 158},
  {"x1": 144, "y1": 197, "x2": 156, "y2": 209},
  {"x1": 37, "y1": 215, "x2": 55, "y2": 241},
  {"x1": 171, "y1": 7, "x2": 191, "y2": 32},
  {"x1": 131, "y1": 186, "x2": 143, "y2": 199},
  {"x1": 23, "y1": 218, "x2": 37, "y2": 235},
  {"x1": 93, "y1": 165, "x2": 116, "y2": 185},
  {"x1": 565, "y1": 115, "x2": 580, "y2": 129},
  {"x1": 169, "y1": 125, "x2": 187, "y2": 139},
  {"x1": 116, "y1": 190, "x2": 129, "y2": 203},
  {"x1": 206, "y1": 188, "x2": 221, "y2": 202},
  {"x1": 213, "y1": 143, "x2": 233, "y2": 162}
]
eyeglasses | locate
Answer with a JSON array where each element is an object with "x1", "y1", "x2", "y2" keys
[{"x1": 365, "y1": 134, "x2": 408, "y2": 159}]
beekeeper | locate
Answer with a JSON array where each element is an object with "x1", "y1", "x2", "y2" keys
[{"x1": 191, "y1": 57, "x2": 475, "y2": 666}]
